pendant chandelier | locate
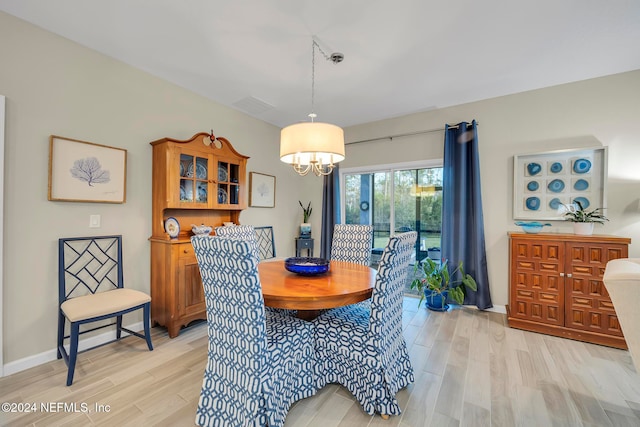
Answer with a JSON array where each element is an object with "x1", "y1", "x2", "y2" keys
[{"x1": 280, "y1": 39, "x2": 345, "y2": 176}]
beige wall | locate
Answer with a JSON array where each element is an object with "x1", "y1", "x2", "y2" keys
[
  {"x1": 0, "y1": 11, "x2": 305, "y2": 364},
  {"x1": 343, "y1": 70, "x2": 640, "y2": 307}
]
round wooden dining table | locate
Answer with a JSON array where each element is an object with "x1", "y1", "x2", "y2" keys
[{"x1": 258, "y1": 260, "x2": 377, "y2": 320}]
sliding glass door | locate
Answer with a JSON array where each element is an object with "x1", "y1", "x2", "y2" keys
[{"x1": 342, "y1": 161, "x2": 443, "y2": 263}]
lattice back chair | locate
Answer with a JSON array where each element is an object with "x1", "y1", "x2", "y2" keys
[
  {"x1": 313, "y1": 231, "x2": 417, "y2": 419},
  {"x1": 57, "y1": 236, "x2": 153, "y2": 386},
  {"x1": 330, "y1": 224, "x2": 374, "y2": 266},
  {"x1": 191, "y1": 236, "x2": 317, "y2": 427},
  {"x1": 254, "y1": 226, "x2": 277, "y2": 261}
]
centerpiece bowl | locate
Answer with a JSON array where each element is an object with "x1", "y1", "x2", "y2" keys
[{"x1": 284, "y1": 257, "x2": 330, "y2": 276}]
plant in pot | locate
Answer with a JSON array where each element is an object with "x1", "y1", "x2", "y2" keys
[
  {"x1": 410, "y1": 258, "x2": 477, "y2": 311},
  {"x1": 299, "y1": 201, "x2": 312, "y2": 238},
  {"x1": 559, "y1": 199, "x2": 608, "y2": 235}
]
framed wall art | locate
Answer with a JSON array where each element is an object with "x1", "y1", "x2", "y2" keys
[
  {"x1": 48, "y1": 135, "x2": 127, "y2": 203},
  {"x1": 249, "y1": 172, "x2": 276, "y2": 208},
  {"x1": 513, "y1": 146, "x2": 607, "y2": 220}
]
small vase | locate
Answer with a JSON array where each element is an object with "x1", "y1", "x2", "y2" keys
[
  {"x1": 573, "y1": 222, "x2": 594, "y2": 235},
  {"x1": 300, "y1": 223, "x2": 311, "y2": 238}
]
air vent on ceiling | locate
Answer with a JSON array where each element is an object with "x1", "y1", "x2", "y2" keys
[{"x1": 232, "y1": 96, "x2": 275, "y2": 115}]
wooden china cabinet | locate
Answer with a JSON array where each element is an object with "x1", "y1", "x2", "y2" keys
[
  {"x1": 507, "y1": 232, "x2": 630, "y2": 349},
  {"x1": 149, "y1": 132, "x2": 248, "y2": 337}
]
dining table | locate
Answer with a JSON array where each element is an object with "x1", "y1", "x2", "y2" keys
[{"x1": 258, "y1": 259, "x2": 377, "y2": 320}]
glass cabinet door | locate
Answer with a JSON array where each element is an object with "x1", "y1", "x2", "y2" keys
[
  {"x1": 179, "y1": 153, "x2": 209, "y2": 205},
  {"x1": 216, "y1": 160, "x2": 240, "y2": 206}
]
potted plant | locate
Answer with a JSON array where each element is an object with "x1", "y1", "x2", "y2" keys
[
  {"x1": 411, "y1": 258, "x2": 477, "y2": 311},
  {"x1": 559, "y1": 199, "x2": 608, "y2": 235},
  {"x1": 299, "y1": 201, "x2": 312, "y2": 238}
]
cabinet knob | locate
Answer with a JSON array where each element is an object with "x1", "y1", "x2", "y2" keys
[
  {"x1": 567, "y1": 273, "x2": 572, "y2": 278},
  {"x1": 559, "y1": 272, "x2": 565, "y2": 277},
  {"x1": 183, "y1": 249, "x2": 189, "y2": 254}
]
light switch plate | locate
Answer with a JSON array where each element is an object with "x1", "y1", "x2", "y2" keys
[{"x1": 89, "y1": 214, "x2": 101, "y2": 228}]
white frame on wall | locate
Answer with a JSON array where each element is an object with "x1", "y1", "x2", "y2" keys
[{"x1": 513, "y1": 146, "x2": 608, "y2": 221}]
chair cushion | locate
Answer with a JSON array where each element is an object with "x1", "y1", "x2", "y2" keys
[
  {"x1": 61, "y1": 288, "x2": 150, "y2": 322},
  {"x1": 314, "y1": 303, "x2": 373, "y2": 363}
]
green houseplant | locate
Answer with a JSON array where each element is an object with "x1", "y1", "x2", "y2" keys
[
  {"x1": 299, "y1": 201, "x2": 312, "y2": 238},
  {"x1": 411, "y1": 258, "x2": 477, "y2": 311},
  {"x1": 560, "y1": 199, "x2": 608, "y2": 235}
]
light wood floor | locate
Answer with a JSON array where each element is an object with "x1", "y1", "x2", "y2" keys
[{"x1": 2, "y1": 297, "x2": 640, "y2": 426}]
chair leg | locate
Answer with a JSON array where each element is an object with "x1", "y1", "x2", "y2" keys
[
  {"x1": 57, "y1": 311, "x2": 65, "y2": 359},
  {"x1": 116, "y1": 315, "x2": 123, "y2": 339},
  {"x1": 143, "y1": 303, "x2": 153, "y2": 351},
  {"x1": 66, "y1": 322, "x2": 80, "y2": 386}
]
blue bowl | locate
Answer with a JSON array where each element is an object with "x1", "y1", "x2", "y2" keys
[
  {"x1": 284, "y1": 257, "x2": 330, "y2": 276},
  {"x1": 515, "y1": 221, "x2": 551, "y2": 234}
]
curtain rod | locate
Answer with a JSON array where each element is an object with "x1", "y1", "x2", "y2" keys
[{"x1": 346, "y1": 121, "x2": 478, "y2": 146}]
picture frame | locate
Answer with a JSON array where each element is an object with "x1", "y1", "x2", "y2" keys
[
  {"x1": 513, "y1": 146, "x2": 607, "y2": 220},
  {"x1": 249, "y1": 172, "x2": 275, "y2": 208},
  {"x1": 48, "y1": 135, "x2": 127, "y2": 203}
]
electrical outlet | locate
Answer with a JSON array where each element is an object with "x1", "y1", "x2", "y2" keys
[{"x1": 89, "y1": 214, "x2": 101, "y2": 228}]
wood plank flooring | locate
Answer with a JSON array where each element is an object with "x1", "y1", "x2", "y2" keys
[{"x1": 1, "y1": 297, "x2": 639, "y2": 426}]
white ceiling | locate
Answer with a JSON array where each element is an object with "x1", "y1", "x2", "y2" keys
[{"x1": 2, "y1": 1, "x2": 639, "y2": 128}]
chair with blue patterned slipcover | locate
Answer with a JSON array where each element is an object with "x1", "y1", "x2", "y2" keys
[
  {"x1": 330, "y1": 224, "x2": 374, "y2": 266},
  {"x1": 313, "y1": 231, "x2": 417, "y2": 418},
  {"x1": 191, "y1": 236, "x2": 317, "y2": 427},
  {"x1": 214, "y1": 225, "x2": 259, "y2": 254},
  {"x1": 254, "y1": 226, "x2": 277, "y2": 261}
]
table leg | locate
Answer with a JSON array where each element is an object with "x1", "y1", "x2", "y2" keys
[{"x1": 297, "y1": 309, "x2": 321, "y2": 321}]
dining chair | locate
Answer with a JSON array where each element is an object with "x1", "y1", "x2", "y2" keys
[
  {"x1": 191, "y1": 236, "x2": 317, "y2": 427},
  {"x1": 330, "y1": 224, "x2": 374, "y2": 266},
  {"x1": 57, "y1": 235, "x2": 153, "y2": 386},
  {"x1": 254, "y1": 225, "x2": 277, "y2": 261},
  {"x1": 313, "y1": 231, "x2": 417, "y2": 418}
]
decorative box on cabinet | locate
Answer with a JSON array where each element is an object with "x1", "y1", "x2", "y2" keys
[
  {"x1": 149, "y1": 132, "x2": 249, "y2": 337},
  {"x1": 507, "y1": 232, "x2": 630, "y2": 349}
]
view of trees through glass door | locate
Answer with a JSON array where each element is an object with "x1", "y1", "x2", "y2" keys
[{"x1": 343, "y1": 165, "x2": 443, "y2": 263}]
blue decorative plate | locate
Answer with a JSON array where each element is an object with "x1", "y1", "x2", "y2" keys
[
  {"x1": 218, "y1": 163, "x2": 228, "y2": 182},
  {"x1": 284, "y1": 257, "x2": 330, "y2": 276},
  {"x1": 217, "y1": 187, "x2": 227, "y2": 204},
  {"x1": 549, "y1": 197, "x2": 562, "y2": 209},
  {"x1": 164, "y1": 217, "x2": 180, "y2": 239},
  {"x1": 547, "y1": 179, "x2": 565, "y2": 193},
  {"x1": 550, "y1": 162, "x2": 563, "y2": 173},
  {"x1": 574, "y1": 179, "x2": 589, "y2": 191},
  {"x1": 525, "y1": 197, "x2": 540, "y2": 211},
  {"x1": 573, "y1": 158, "x2": 592, "y2": 174},
  {"x1": 527, "y1": 162, "x2": 542, "y2": 176},
  {"x1": 573, "y1": 197, "x2": 590, "y2": 209},
  {"x1": 526, "y1": 181, "x2": 539, "y2": 191}
]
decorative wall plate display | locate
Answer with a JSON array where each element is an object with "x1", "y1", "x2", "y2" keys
[
  {"x1": 164, "y1": 217, "x2": 180, "y2": 238},
  {"x1": 513, "y1": 146, "x2": 607, "y2": 220}
]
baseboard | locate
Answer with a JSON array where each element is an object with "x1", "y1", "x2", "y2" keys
[{"x1": 2, "y1": 321, "x2": 144, "y2": 377}]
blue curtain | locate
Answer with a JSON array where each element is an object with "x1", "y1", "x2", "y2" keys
[
  {"x1": 441, "y1": 121, "x2": 492, "y2": 309},
  {"x1": 320, "y1": 164, "x2": 340, "y2": 259}
]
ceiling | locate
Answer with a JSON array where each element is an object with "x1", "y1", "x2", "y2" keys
[{"x1": 1, "y1": 1, "x2": 639, "y2": 129}]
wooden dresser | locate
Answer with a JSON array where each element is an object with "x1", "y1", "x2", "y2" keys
[
  {"x1": 507, "y1": 232, "x2": 630, "y2": 349},
  {"x1": 149, "y1": 132, "x2": 248, "y2": 338}
]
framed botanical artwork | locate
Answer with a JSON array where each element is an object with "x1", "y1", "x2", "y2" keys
[
  {"x1": 513, "y1": 147, "x2": 607, "y2": 220},
  {"x1": 48, "y1": 135, "x2": 127, "y2": 203},
  {"x1": 249, "y1": 172, "x2": 275, "y2": 208}
]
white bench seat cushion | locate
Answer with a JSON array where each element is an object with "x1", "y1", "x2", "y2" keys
[{"x1": 61, "y1": 288, "x2": 151, "y2": 322}]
